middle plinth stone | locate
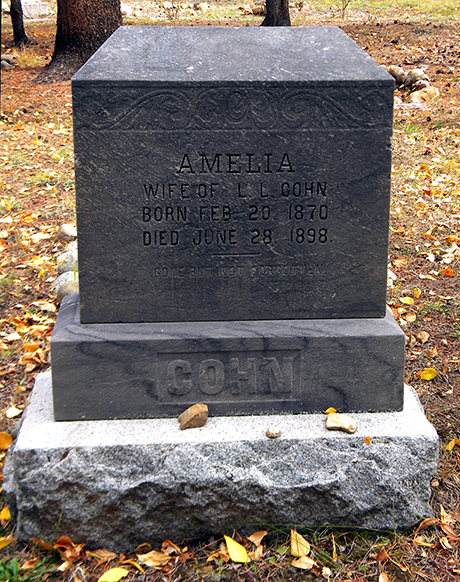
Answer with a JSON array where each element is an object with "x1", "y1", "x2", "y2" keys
[{"x1": 51, "y1": 294, "x2": 404, "y2": 420}]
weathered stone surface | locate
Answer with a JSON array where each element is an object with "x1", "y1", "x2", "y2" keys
[
  {"x1": 72, "y1": 26, "x2": 394, "y2": 324},
  {"x1": 51, "y1": 270, "x2": 79, "y2": 291},
  {"x1": 50, "y1": 293, "x2": 404, "y2": 420},
  {"x1": 4, "y1": 372, "x2": 438, "y2": 552},
  {"x1": 178, "y1": 403, "x2": 208, "y2": 429},
  {"x1": 56, "y1": 248, "x2": 78, "y2": 274}
]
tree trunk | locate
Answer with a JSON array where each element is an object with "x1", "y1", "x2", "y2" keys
[
  {"x1": 261, "y1": 0, "x2": 291, "y2": 26},
  {"x1": 38, "y1": 0, "x2": 122, "y2": 81},
  {"x1": 10, "y1": 0, "x2": 30, "y2": 46}
]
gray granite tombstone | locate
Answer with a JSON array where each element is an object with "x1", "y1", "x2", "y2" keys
[
  {"x1": 5, "y1": 26, "x2": 438, "y2": 550},
  {"x1": 49, "y1": 26, "x2": 404, "y2": 421},
  {"x1": 72, "y1": 26, "x2": 393, "y2": 324}
]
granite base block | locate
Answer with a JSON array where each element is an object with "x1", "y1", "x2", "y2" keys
[
  {"x1": 4, "y1": 371, "x2": 438, "y2": 552},
  {"x1": 51, "y1": 294, "x2": 404, "y2": 420}
]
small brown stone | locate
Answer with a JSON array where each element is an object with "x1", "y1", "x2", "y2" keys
[
  {"x1": 56, "y1": 280, "x2": 79, "y2": 304},
  {"x1": 325, "y1": 412, "x2": 357, "y2": 434},
  {"x1": 56, "y1": 223, "x2": 77, "y2": 242},
  {"x1": 178, "y1": 403, "x2": 208, "y2": 430},
  {"x1": 409, "y1": 86, "x2": 439, "y2": 103}
]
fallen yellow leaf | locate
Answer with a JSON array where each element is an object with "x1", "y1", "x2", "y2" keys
[
  {"x1": 137, "y1": 550, "x2": 170, "y2": 567},
  {"x1": 290, "y1": 530, "x2": 310, "y2": 557},
  {"x1": 416, "y1": 331, "x2": 430, "y2": 344},
  {"x1": 218, "y1": 541, "x2": 230, "y2": 562},
  {"x1": 291, "y1": 556, "x2": 316, "y2": 569},
  {"x1": 0, "y1": 431, "x2": 13, "y2": 450},
  {"x1": 162, "y1": 538, "x2": 182, "y2": 555},
  {"x1": 21, "y1": 558, "x2": 41, "y2": 570},
  {"x1": 88, "y1": 549, "x2": 118, "y2": 562},
  {"x1": 121, "y1": 560, "x2": 144, "y2": 573},
  {"x1": 440, "y1": 505, "x2": 456, "y2": 524},
  {"x1": 403, "y1": 313, "x2": 417, "y2": 323},
  {"x1": 55, "y1": 558, "x2": 71, "y2": 574},
  {"x1": 439, "y1": 536, "x2": 453, "y2": 549},
  {"x1": 417, "y1": 368, "x2": 438, "y2": 380},
  {"x1": 133, "y1": 542, "x2": 150, "y2": 554},
  {"x1": 324, "y1": 407, "x2": 337, "y2": 414},
  {"x1": 30, "y1": 300, "x2": 56, "y2": 313},
  {"x1": 23, "y1": 343, "x2": 41, "y2": 353},
  {"x1": 0, "y1": 535, "x2": 14, "y2": 550},
  {"x1": 394, "y1": 257, "x2": 408, "y2": 267},
  {"x1": 6, "y1": 406, "x2": 22, "y2": 419},
  {"x1": 224, "y1": 535, "x2": 248, "y2": 563},
  {"x1": 412, "y1": 287, "x2": 422, "y2": 298},
  {"x1": 400, "y1": 296, "x2": 414, "y2": 305},
  {"x1": 446, "y1": 438, "x2": 460, "y2": 452},
  {"x1": 97, "y1": 568, "x2": 129, "y2": 582},
  {"x1": 247, "y1": 531, "x2": 268, "y2": 547},
  {"x1": 0, "y1": 506, "x2": 11, "y2": 524},
  {"x1": 29, "y1": 537, "x2": 56, "y2": 551},
  {"x1": 413, "y1": 535, "x2": 435, "y2": 548}
]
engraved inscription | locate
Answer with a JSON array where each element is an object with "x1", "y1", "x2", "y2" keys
[
  {"x1": 177, "y1": 153, "x2": 294, "y2": 174},
  {"x1": 141, "y1": 151, "x2": 331, "y2": 255},
  {"x1": 158, "y1": 351, "x2": 300, "y2": 403}
]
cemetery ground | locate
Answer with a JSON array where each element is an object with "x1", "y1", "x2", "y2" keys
[{"x1": 0, "y1": 2, "x2": 459, "y2": 581}]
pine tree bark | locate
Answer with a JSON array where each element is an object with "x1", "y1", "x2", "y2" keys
[
  {"x1": 38, "y1": 0, "x2": 122, "y2": 81},
  {"x1": 9, "y1": 0, "x2": 30, "y2": 47},
  {"x1": 261, "y1": 0, "x2": 291, "y2": 26}
]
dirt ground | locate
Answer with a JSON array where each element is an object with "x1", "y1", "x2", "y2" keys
[{"x1": 0, "y1": 5, "x2": 459, "y2": 581}]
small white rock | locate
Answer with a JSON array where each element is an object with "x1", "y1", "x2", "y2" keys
[
  {"x1": 51, "y1": 270, "x2": 79, "y2": 291},
  {"x1": 405, "y1": 68, "x2": 428, "y2": 87},
  {"x1": 414, "y1": 79, "x2": 430, "y2": 90},
  {"x1": 266, "y1": 424, "x2": 281, "y2": 438},
  {"x1": 386, "y1": 65, "x2": 406, "y2": 85},
  {"x1": 409, "y1": 87, "x2": 439, "y2": 103},
  {"x1": 120, "y1": 1, "x2": 133, "y2": 16},
  {"x1": 325, "y1": 413, "x2": 357, "y2": 434},
  {"x1": 56, "y1": 248, "x2": 78, "y2": 274}
]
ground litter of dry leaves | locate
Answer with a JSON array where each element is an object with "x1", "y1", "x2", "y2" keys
[{"x1": 0, "y1": 3, "x2": 459, "y2": 581}]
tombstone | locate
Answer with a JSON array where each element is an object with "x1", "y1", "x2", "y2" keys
[
  {"x1": 4, "y1": 26, "x2": 438, "y2": 552},
  {"x1": 21, "y1": 0, "x2": 49, "y2": 19}
]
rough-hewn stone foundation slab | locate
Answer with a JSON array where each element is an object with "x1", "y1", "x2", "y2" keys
[{"x1": 4, "y1": 372, "x2": 438, "y2": 552}]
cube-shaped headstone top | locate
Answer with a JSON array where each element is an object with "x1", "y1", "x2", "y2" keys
[{"x1": 72, "y1": 26, "x2": 394, "y2": 324}]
